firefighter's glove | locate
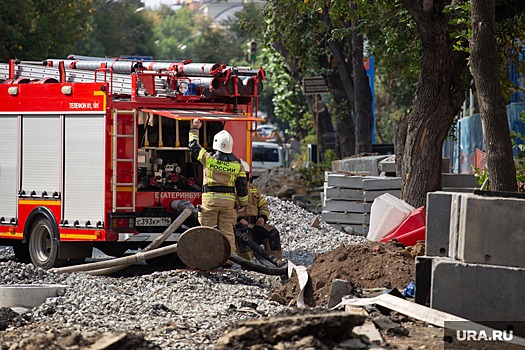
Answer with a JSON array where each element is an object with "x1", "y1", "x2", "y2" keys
[{"x1": 234, "y1": 223, "x2": 248, "y2": 238}]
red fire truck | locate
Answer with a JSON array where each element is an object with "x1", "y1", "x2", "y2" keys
[{"x1": 0, "y1": 56, "x2": 265, "y2": 269}]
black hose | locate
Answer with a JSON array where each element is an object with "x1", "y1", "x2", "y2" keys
[
  {"x1": 230, "y1": 254, "x2": 288, "y2": 275},
  {"x1": 234, "y1": 224, "x2": 285, "y2": 267},
  {"x1": 253, "y1": 250, "x2": 279, "y2": 268}
]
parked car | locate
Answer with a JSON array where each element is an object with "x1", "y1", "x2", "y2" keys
[
  {"x1": 256, "y1": 124, "x2": 276, "y2": 138},
  {"x1": 251, "y1": 141, "x2": 284, "y2": 178}
]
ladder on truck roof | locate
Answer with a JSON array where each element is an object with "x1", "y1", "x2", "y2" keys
[
  {"x1": 0, "y1": 61, "x2": 135, "y2": 95},
  {"x1": 0, "y1": 58, "x2": 266, "y2": 101},
  {"x1": 112, "y1": 109, "x2": 137, "y2": 212}
]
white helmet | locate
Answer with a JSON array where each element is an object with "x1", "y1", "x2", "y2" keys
[
  {"x1": 213, "y1": 130, "x2": 233, "y2": 154},
  {"x1": 240, "y1": 159, "x2": 250, "y2": 173}
]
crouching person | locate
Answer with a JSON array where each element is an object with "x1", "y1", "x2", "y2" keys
[{"x1": 236, "y1": 160, "x2": 283, "y2": 261}]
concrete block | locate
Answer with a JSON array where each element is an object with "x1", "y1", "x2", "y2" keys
[
  {"x1": 448, "y1": 193, "x2": 468, "y2": 260},
  {"x1": 332, "y1": 155, "x2": 388, "y2": 176},
  {"x1": 324, "y1": 185, "x2": 401, "y2": 202},
  {"x1": 323, "y1": 200, "x2": 372, "y2": 213},
  {"x1": 329, "y1": 224, "x2": 369, "y2": 236},
  {"x1": 441, "y1": 173, "x2": 479, "y2": 189},
  {"x1": 378, "y1": 156, "x2": 396, "y2": 174},
  {"x1": 415, "y1": 256, "x2": 434, "y2": 306},
  {"x1": 457, "y1": 194, "x2": 525, "y2": 268},
  {"x1": 321, "y1": 211, "x2": 370, "y2": 225},
  {"x1": 430, "y1": 258, "x2": 525, "y2": 322},
  {"x1": 326, "y1": 173, "x2": 401, "y2": 190},
  {"x1": 425, "y1": 192, "x2": 453, "y2": 257},
  {"x1": 363, "y1": 190, "x2": 401, "y2": 202}
]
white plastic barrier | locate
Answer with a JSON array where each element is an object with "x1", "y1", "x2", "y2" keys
[{"x1": 366, "y1": 193, "x2": 414, "y2": 241}]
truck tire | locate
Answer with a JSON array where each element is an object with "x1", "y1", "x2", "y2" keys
[{"x1": 29, "y1": 218, "x2": 63, "y2": 269}]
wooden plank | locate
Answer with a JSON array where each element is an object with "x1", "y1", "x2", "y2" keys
[{"x1": 336, "y1": 294, "x2": 525, "y2": 347}]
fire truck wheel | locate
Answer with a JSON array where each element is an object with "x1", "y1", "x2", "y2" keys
[{"x1": 28, "y1": 218, "x2": 64, "y2": 270}]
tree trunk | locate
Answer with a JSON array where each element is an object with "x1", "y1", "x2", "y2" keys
[
  {"x1": 396, "y1": 113, "x2": 408, "y2": 177},
  {"x1": 352, "y1": 11, "x2": 373, "y2": 153},
  {"x1": 470, "y1": 0, "x2": 517, "y2": 192},
  {"x1": 321, "y1": 56, "x2": 355, "y2": 158},
  {"x1": 305, "y1": 94, "x2": 334, "y2": 163},
  {"x1": 328, "y1": 81, "x2": 356, "y2": 158},
  {"x1": 399, "y1": 0, "x2": 466, "y2": 207}
]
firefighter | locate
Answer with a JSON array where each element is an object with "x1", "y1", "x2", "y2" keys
[
  {"x1": 189, "y1": 118, "x2": 248, "y2": 255},
  {"x1": 236, "y1": 160, "x2": 283, "y2": 260}
]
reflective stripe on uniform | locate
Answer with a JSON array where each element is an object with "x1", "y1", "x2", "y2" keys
[
  {"x1": 238, "y1": 194, "x2": 248, "y2": 202},
  {"x1": 197, "y1": 148, "x2": 207, "y2": 162},
  {"x1": 259, "y1": 209, "x2": 270, "y2": 217},
  {"x1": 189, "y1": 131, "x2": 199, "y2": 142},
  {"x1": 202, "y1": 192, "x2": 237, "y2": 201},
  {"x1": 258, "y1": 197, "x2": 267, "y2": 207}
]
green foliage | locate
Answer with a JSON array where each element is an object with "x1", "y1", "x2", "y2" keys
[
  {"x1": 443, "y1": 0, "x2": 472, "y2": 53},
  {"x1": 261, "y1": 48, "x2": 309, "y2": 138},
  {"x1": 296, "y1": 134, "x2": 336, "y2": 188},
  {"x1": 473, "y1": 166, "x2": 488, "y2": 188},
  {"x1": 83, "y1": 0, "x2": 156, "y2": 57},
  {"x1": 0, "y1": 0, "x2": 94, "y2": 60}
]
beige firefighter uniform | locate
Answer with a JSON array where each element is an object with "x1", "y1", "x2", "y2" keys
[
  {"x1": 189, "y1": 127, "x2": 248, "y2": 254},
  {"x1": 237, "y1": 182, "x2": 282, "y2": 260}
]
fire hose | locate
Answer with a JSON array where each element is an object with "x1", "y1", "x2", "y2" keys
[
  {"x1": 52, "y1": 201, "x2": 195, "y2": 275},
  {"x1": 52, "y1": 203, "x2": 287, "y2": 276},
  {"x1": 231, "y1": 224, "x2": 288, "y2": 275}
]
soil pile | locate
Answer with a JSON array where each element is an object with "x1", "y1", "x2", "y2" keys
[
  {"x1": 272, "y1": 241, "x2": 415, "y2": 307},
  {"x1": 253, "y1": 167, "x2": 308, "y2": 198}
]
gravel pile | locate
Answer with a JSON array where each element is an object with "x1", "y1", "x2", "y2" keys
[{"x1": 0, "y1": 196, "x2": 366, "y2": 349}]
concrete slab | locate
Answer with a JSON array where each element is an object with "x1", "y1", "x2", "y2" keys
[
  {"x1": 321, "y1": 211, "x2": 370, "y2": 225},
  {"x1": 448, "y1": 193, "x2": 466, "y2": 260},
  {"x1": 326, "y1": 172, "x2": 401, "y2": 190},
  {"x1": 323, "y1": 199, "x2": 372, "y2": 213},
  {"x1": 332, "y1": 155, "x2": 388, "y2": 176},
  {"x1": 441, "y1": 173, "x2": 479, "y2": 189},
  {"x1": 425, "y1": 192, "x2": 453, "y2": 257},
  {"x1": 430, "y1": 258, "x2": 525, "y2": 322},
  {"x1": 378, "y1": 156, "x2": 396, "y2": 174},
  {"x1": 457, "y1": 194, "x2": 525, "y2": 268},
  {"x1": 324, "y1": 185, "x2": 401, "y2": 202},
  {"x1": 329, "y1": 224, "x2": 369, "y2": 236}
]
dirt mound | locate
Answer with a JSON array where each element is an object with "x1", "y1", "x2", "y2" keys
[
  {"x1": 253, "y1": 167, "x2": 308, "y2": 198},
  {"x1": 272, "y1": 241, "x2": 415, "y2": 307}
]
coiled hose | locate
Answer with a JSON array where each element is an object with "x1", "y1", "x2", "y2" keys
[{"x1": 233, "y1": 225, "x2": 288, "y2": 275}]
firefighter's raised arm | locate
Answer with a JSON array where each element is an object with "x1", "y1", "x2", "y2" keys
[
  {"x1": 192, "y1": 118, "x2": 202, "y2": 129},
  {"x1": 189, "y1": 118, "x2": 204, "y2": 161}
]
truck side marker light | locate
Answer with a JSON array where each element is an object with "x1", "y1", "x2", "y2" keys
[{"x1": 61, "y1": 86, "x2": 72, "y2": 95}]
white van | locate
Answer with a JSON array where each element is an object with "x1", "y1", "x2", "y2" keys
[{"x1": 251, "y1": 141, "x2": 284, "y2": 177}]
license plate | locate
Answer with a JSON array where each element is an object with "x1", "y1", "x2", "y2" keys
[{"x1": 135, "y1": 217, "x2": 171, "y2": 227}]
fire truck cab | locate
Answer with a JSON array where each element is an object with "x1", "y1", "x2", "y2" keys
[{"x1": 0, "y1": 57, "x2": 264, "y2": 269}]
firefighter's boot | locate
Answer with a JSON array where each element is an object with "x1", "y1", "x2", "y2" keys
[
  {"x1": 238, "y1": 251, "x2": 253, "y2": 261},
  {"x1": 270, "y1": 250, "x2": 282, "y2": 259}
]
